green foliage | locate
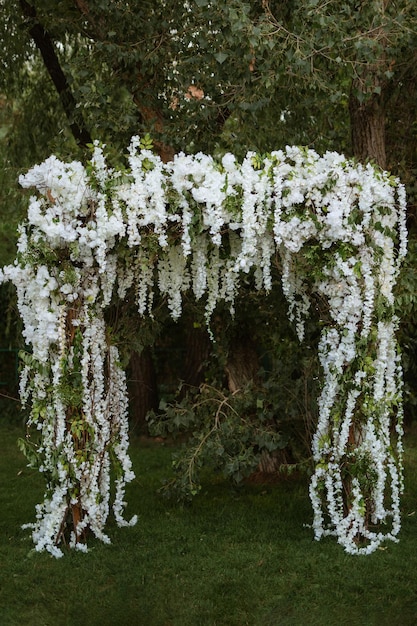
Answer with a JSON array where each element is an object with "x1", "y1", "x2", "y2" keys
[
  {"x1": 2, "y1": 1, "x2": 417, "y2": 163},
  {"x1": 139, "y1": 134, "x2": 154, "y2": 152},
  {"x1": 147, "y1": 278, "x2": 320, "y2": 501},
  {"x1": 148, "y1": 383, "x2": 290, "y2": 500},
  {"x1": 17, "y1": 434, "x2": 41, "y2": 469},
  {"x1": 58, "y1": 330, "x2": 84, "y2": 409}
]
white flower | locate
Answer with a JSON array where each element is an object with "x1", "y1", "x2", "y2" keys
[{"x1": 7, "y1": 139, "x2": 407, "y2": 555}]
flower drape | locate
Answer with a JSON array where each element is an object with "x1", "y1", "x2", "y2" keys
[{"x1": 1, "y1": 139, "x2": 407, "y2": 555}]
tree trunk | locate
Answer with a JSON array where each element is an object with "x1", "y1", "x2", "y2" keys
[
  {"x1": 225, "y1": 333, "x2": 287, "y2": 475},
  {"x1": 225, "y1": 333, "x2": 259, "y2": 393},
  {"x1": 348, "y1": 0, "x2": 389, "y2": 170},
  {"x1": 128, "y1": 349, "x2": 158, "y2": 434},
  {"x1": 349, "y1": 88, "x2": 386, "y2": 169},
  {"x1": 180, "y1": 323, "x2": 211, "y2": 394}
]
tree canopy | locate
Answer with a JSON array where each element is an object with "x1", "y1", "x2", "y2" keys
[{"x1": 1, "y1": 1, "x2": 416, "y2": 166}]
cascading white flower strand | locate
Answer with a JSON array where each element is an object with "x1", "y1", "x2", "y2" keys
[{"x1": 0, "y1": 138, "x2": 407, "y2": 556}]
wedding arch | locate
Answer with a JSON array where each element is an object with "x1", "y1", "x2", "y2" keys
[{"x1": 1, "y1": 138, "x2": 407, "y2": 557}]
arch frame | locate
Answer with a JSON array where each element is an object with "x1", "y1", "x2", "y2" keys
[{"x1": 1, "y1": 138, "x2": 407, "y2": 556}]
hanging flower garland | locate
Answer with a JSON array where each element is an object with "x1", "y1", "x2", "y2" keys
[{"x1": 1, "y1": 138, "x2": 407, "y2": 556}]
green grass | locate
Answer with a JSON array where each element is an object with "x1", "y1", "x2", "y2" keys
[{"x1": 0, "y1": 422, "x2": 417, "y2": 626}]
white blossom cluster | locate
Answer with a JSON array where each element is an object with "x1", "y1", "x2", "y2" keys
[
  {"x1": 18, "y1": 307, "x2": 136, "y2": 557},
  {"x1": 1, "y1": 139, "x2": 407, "y2": 556}
]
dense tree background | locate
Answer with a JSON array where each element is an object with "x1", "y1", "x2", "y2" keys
[{"x1": 1, "y1": 0, "x2": 417, "y2": 488}]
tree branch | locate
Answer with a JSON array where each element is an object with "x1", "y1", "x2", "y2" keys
[{"x1": 19, "y1": 0, "x2": 92, "y2": 148}]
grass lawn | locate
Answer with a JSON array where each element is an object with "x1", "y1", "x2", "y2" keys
[{"x1": 0, "y1": 418, "x2": 416, "y2": 626}]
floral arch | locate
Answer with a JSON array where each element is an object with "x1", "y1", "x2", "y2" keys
[{"x1": 1, "y1": 138, "x2": 407, "y2": 557}]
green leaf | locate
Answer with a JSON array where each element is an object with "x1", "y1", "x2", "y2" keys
[{"x1": 214, "y1": 52, "x2": 229, "y2": 64}]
